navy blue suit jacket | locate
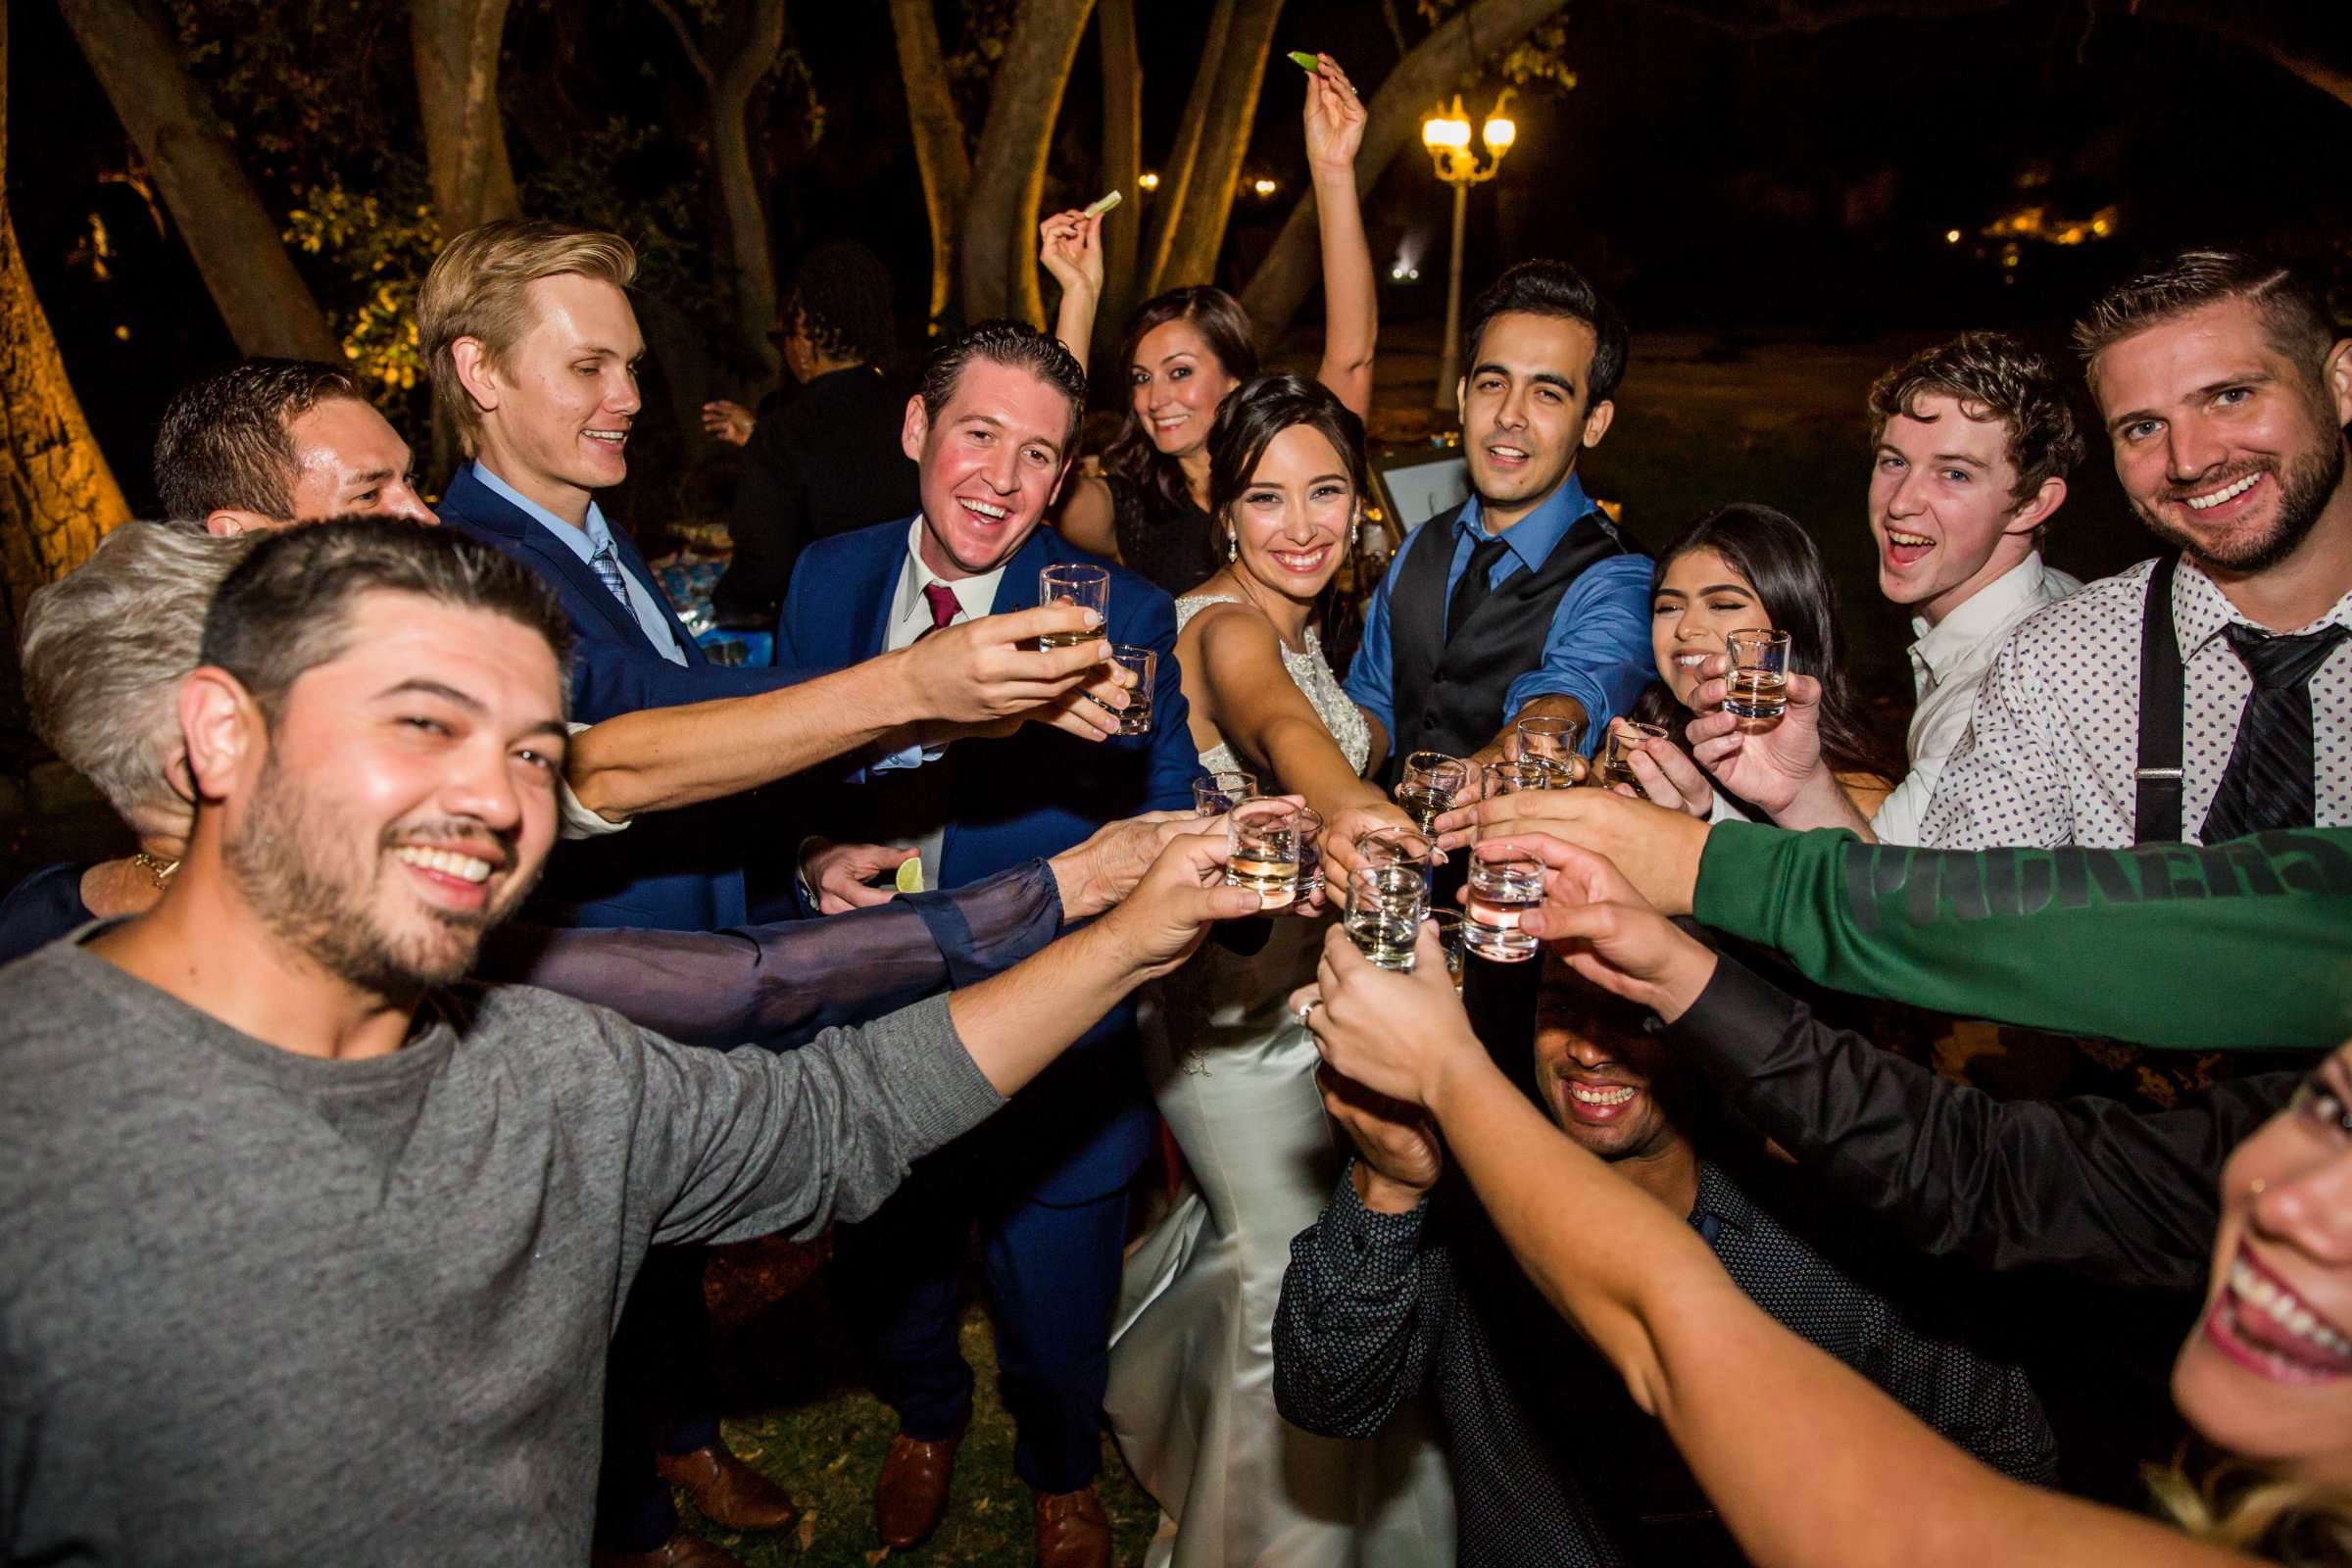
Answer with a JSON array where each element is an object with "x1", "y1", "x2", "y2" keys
[
  {"x1": 777, "y1": 517, "x2": 1197, "y2": 1200},
  {"x1": 439, "y1": 462, "x2": 822, "y2": 931}
]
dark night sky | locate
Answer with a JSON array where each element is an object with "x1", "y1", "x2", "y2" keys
[{"x1": 13, "y1": 0, "x2": 2348, "y2": 505}]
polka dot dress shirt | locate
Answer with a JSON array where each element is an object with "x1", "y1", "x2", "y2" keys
[
  {"x1": 1274, "y1": 1159, "x2": 2058, "y2": 1566},
  {"x1": 1920, "y1": 556, "x2": 2352, "y2": 849}
]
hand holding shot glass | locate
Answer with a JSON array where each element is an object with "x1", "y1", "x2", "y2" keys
[
  {"x1": 1464, "y1": 846, "x2": 1544, "y2": 962},
  {"x1": 1091, "y1": 645, "x2": 1155, "y2": 734},
  {"x1": 1594, "y1": 719, "x2": 1669, "y2": 791},
  {"x1": 1512, "y1": 715, "x2": 1587, "y2": 780},
  {"x1": 1396, "y1": 752, "x2": 1470, "y2": 833},
  {"x1": 1345, "y1": 862, "x2": 1428, "y2": 971},
  {"x1": 1724, "y1": 628, "x2": 1792, "y2": 719}
]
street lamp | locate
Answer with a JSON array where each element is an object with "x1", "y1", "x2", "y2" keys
[{"x1": 1423, "y1": 89, "x2": 1519, "y2": 411}]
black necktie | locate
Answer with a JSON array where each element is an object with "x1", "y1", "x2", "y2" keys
[
  {"x1": 1446, "y1": 533, "x2": 1515, "y2": 643},
  {"x1": 2200, "y1": 621, "x2": 2349, "y2": 843}
]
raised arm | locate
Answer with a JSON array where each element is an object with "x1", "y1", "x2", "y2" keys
[
  {"x1": 1040, "y1": 206, "x2": 1107, "y2": 378},
  {"x1": 1300, "y1": 56, "x2": 1376, "y2": 417},
  {"x1": 1294, "y1": 923, "x2": 2247, "y2": 1568}
]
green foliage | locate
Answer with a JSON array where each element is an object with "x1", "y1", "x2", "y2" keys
[
  {"x1": 1413, "y1": 0, "x2": 1580, "y2": 96},
  {"x1": 282, "y1": 162, "x2": 439, "y2": 425}
]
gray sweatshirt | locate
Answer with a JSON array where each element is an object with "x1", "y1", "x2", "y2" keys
[{"x1": 0, "y1": 940, "x2": 1004, "y2": 1565}]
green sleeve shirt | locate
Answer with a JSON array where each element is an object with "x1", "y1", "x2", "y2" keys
[{"x1": 1693, "y1": 822, "x2": 2352, "y2": 1051}]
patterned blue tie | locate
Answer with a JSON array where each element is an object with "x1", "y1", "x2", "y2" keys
[{"x1": 589, "y1": 539, "x2": 632, "y2": 609}]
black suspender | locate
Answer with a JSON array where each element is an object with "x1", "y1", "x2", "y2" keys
[{"x1": 2133, "y1": 554, "x2": 2184, "y2": 845}]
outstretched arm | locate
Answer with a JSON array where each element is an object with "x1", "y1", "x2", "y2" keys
[
  {"x1": 1301, "y1": 55, "x2": 1376, "y2": 417},
  {"x1": 1293, "y1": 923, "x2": 2246, "y2": 1568}
]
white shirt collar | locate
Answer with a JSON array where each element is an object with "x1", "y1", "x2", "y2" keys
[
  {"x1": 2171, "y1": 554, "x2": 2352, "y2": 659},
  {"x1": 469, "y1": 461, "x2": 613, "y2": 564},
  {"x1": 1908, "y1": 552, "x2": 2062, "y2": 684},
  {"x1": 894, "y1": 515, "x2": 1009, "y2": 632}
]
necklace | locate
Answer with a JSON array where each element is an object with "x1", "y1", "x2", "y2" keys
[{"x1": 129, "y1": 852, "x2": 181, "y2": 891}]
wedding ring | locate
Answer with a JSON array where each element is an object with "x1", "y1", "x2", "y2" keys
[{"x1": 1296, "y1": 998, "x2": 1323, "y2": 1028}]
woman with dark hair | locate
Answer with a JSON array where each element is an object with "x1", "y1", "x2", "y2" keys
[
  {"x1": 1610, "y1": 504, "x2": 1898, "y2": 822},
  {"x1": 1102, "y1": 375, "x2": 1455, "y2": 1566},
  {"x1": 1037, "y1": 53, "x2": 1376, "y2": 593}
]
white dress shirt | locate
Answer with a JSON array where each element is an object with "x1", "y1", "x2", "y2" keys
[
  {"x1": 1920, "y1": 555, "x2": 2352, "y2": 849},
  {"x1": 1869, "y1": 553, "x2": 2081, "y2": 845}
]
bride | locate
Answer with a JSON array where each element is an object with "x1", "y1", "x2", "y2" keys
[{"x1": 1104, "y1": 374, "x2": 1455, "y2": 1566}]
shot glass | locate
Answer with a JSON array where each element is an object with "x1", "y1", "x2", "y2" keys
[
  {"x1": 1594, "y1": 720, "x2": 1669, "y2": 792},
  {"x1": 1465, "y1": 850, "x2": 1544, "y2": 962},
  {"x1": 1425, "y1": 909, "x2": 1467, "y2": 991},
  {"x1": 1396, "y1": 752, "x2": 1470, "y2": 833},
  {"x1": 1724, "y1": 628, "x2": 1792, "y2": 719},
  {"x1": 1513, "y1": 714, "x2": 1588, "y2": 773},
  {"x1": 1037, "y1": 564, "x2": 1110, "y2": 647},
  {"x1": 1225, "y1": 798, "x2": 1303, "y2": 912},
  {"x1": 1100, "y1": 645, "x2": 1155, "y2": 734},
  {"x1": 1483, "y1": 758, "x2": 1573, "y2": 797},
  {"x1": 1193, "y1": 770, "x2": 1257, "y2": 816},
  {"x1": 1290, "y1": 806, "x2": 1326, "y2": 907},
  {"x1": 1344, "y1": 863, "x2": 1428, "y2": 972}
]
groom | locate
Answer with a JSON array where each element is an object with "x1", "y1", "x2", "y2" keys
[{"x1": 776, "y1": 320, "x2": 1195, "y2": 1567}]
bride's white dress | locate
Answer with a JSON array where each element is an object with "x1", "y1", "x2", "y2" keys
[{"x1": 1104, "y1": 596, "x2": 1455, "y2": 1568}]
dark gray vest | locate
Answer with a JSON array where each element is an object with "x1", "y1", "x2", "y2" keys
[{"x1": 1383, "y1": 503, "x2": 1644, "y2": 786}]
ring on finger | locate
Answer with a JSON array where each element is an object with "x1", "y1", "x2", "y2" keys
[{"x1": 1296, "y1": 997, "x2": 1323, "y2": 1028}]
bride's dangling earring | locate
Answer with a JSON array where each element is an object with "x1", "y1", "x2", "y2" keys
[
  {"x1": 1348, "y1": 514, "x2": 1360, "y2": 553},
  {"x1": 1227, "y1": 529, "x2": 1238, "y2": 563}
]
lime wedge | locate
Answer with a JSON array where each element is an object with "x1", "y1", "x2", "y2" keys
[
  {"x1": 1288, "y1": 50, "x2": 1320, "y2": 71},
  {"x1": 895, "y1": 858, "x2": 925, "y2": 895}
]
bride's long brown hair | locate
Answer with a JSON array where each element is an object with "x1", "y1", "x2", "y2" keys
[{"x1": 1204, "y1": 373, "x2": 1366, "y2": 674}]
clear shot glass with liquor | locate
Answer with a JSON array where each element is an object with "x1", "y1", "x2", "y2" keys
[
  {"x1": 1099, "y1": 645, "x2": 1155, "y2": 734},
  {"x1": 1484, "y1": 758, "x2": 1571, "y2": 797},
  {"x1": 1353, "y1": 826, "x2": 1435, "y2": 877},
  {"x1": 1464, "y1": 850, "x2": 1544, "y2": 962},
  {"x1": 1725, "y1": 628, "x2": 1791, "y2": 719},
  {"x1": 1594, "y1": 720, "x2": 1669, "y2": 790},
  {"x1": 1225, "y1": 798, "x2": 1303, "y2": 912},
  {"x1": 1344, "y1": 863, "x2": 1428, "y2": 972},
  {"x1": 1396, "y1": 752, "x2": 1469, "y2": 833},
  {"x1": 1037, "y1": 564, "x2": 1110, "y2": 646},
  {"x1": 1513, "y1": 715, "x2": 1586, "y2": 778},
  {"x1": 1193, "y1": 770, "x2": 1256, "y2": 816}
]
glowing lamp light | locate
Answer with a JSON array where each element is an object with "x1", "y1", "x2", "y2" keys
[
  {"x1": 1139, "y1": 172, "x2": 1161, "y2": 191},
  {"x1": 1252, "y1": 177, "x2": 1278, "y2": 196},
  {"x1": 1481, "y1": 114, "x2": 1516, "y2": 153},
  {"x1": 1944, "y1": 228, "x2": 1963, "y2": 244},
  {"x1": 1421, "y1": 114, "x2": 1471, "y2": 151}
]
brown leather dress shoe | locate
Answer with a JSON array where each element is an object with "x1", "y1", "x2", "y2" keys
[
  {"x1": 875, "y1": 1430, "x2": 963, "y2": 1548},
  {"x1": 655, "y1": 1438, "x2": 801, "y2": 1533},
  {"x1": 589, "y1": 1530, "x2": 748, "y2": 1568},
  {"x1": 1034, "y1": 1485, "x2": 1111, "y2": 1568}
]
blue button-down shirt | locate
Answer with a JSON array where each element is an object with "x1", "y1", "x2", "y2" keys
[
  {"x1": 1342, "y1": 472, "x2": 1654, "y2": 756},
  {"x1": 469, "y1": 462, "x2": 687, "y2": 665}
]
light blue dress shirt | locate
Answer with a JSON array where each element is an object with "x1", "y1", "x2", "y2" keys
[
  {"x1": 1341, "y1": 470, "x2": 1653, "y2": 756},
  {"x1": 469, "y1": 462, "x2": 687, "y2": 665}
]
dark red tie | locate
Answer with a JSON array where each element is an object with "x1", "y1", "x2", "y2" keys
[{"x1": 916, "y1": 583, "x2": 960, "y2": 642}]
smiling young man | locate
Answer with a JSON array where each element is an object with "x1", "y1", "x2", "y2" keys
[
  {"x1": 773, "y1": 320, "x2": 1195, "y2": 1568},
  {"x1": 1331, "y1": 261, "x2": 1653, "y2": 861},
  {"x1": 1274, "y1": 956, "x2": 2056, "y2": 1564},
  {"x1": 0, "y1": 520, "x2": 1255, "y2": 1567},
  {"x1": 1675, "y1": 334, "x2": 2085, "y2": 844},
  {"x1": 1920, "y1": 250, "x2": 2352, "y2": 850}
]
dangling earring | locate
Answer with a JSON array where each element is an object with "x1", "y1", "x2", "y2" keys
[
  {"x1": 1348, "y1": 515, "x2": 1360, "y2": 553},
  {"x1": 1227, "y1": 530, "x2": 1238, "y2": 563}
]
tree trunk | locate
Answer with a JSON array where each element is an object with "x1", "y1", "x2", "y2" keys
[
  {"x1": 411, "y1": 0, "x2": 521, "y2": 236},
  {"x1": 654, "y1": 0, "x2": 790, "y2": 375},
  {"x1": 888, "y1": 0, "x2": 970, "y2": 331},
  {"x1": 1152, "y1": 0, "x2": 1284, "y2": 293},
  {"x1": 0, "y1": 1, "x2": 130, "y2": 637},
  {"x1": 56, "y1": 0, "x2": 343, "y2": 363},
  {"x1": 1093, "y1": 0, "x2": 1142, "y2": 368},
  {"x1": 1240, "y1": 0, "x2": 1567, "y2": 346},
  {"x1": 957, "y1": 0, "x2": 1097, "y2": 325},
  {"x1": 1137, "y1": 0, "x2": 1234, "y2": 300}
]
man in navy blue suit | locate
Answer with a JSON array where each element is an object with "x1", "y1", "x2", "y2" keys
[
  {"x1": 419, "y1": 224, "x2": 1140, "y2": 1568},
  {"x1": 777, "y1": 321, "x2": 1195, "y2": 1568}
]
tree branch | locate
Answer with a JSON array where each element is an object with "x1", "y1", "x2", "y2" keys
[{"x1": 647, "y1": 0, "x2": 717, "y2": 88}]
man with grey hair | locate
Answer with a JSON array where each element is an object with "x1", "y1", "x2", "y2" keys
[{"x1": 1917, "y1": 249, "x2": 2352, "y2": 850}]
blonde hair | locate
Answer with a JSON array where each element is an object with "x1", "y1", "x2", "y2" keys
[
  {"x1": 416, "y1": 219, "x2": 638, "y2": 455},
  {"x1": 2149, "y1": 1448, "x2": 2352, "y2": 1563}
]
